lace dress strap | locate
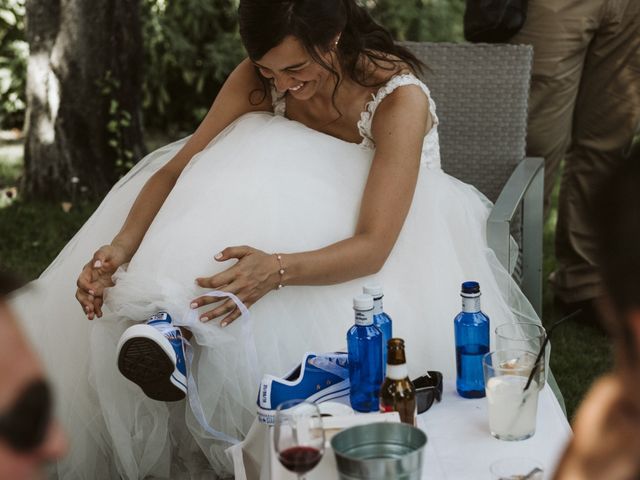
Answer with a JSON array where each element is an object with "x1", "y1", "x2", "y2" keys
[
  {"x1": 270, "y1": 84, "x2": 286, "y2": 116},
  {"x1": 357, "y1": 73, "x2": 439, "y2": 149}
]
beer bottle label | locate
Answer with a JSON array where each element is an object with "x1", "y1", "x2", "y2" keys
[{"x1": 386, "y1": 363, "x2": 408, "y2": 380}]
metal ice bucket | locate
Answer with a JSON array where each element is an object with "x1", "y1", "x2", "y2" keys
[{"x1": 330, "y1": 422, "x2": 427, "y2": 480}]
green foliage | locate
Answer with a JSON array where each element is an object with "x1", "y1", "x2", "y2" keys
[
  {"x1": 0, "y1": 0, "x2": 26, "y2": 130},
  {"x1": 97, "y1": 70, "x2": 135, "y2": 177},
  {"x1": 366, "y1": 0, "x2": 465, "y2": 42},
  {"x1": 141, "y1": 0, "x2": 245, "y2": 132}
]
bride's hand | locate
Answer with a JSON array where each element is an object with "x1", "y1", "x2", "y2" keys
[
  {"x1": 75, "y1": 244, "x2": 130, "y2": 320},
  {"x1": 192, "y1": 246, "x2": 280, "y2": 326}
]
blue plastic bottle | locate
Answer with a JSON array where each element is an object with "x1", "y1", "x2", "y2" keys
[
  {"x1": 347, "y1": 294, "x2": 383, "y2": 412},
  {"x1": 363, "y1": 284, "x2": 393, "y2": 375},
  {"x1": 454, "y1": 281, "x2": 490, "y2": 398}
]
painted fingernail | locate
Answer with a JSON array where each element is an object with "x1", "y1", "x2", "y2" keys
[
  {"x1": 214, "y1": 252, "x2": 223, "y2": 260},
  {"x1": 93, "y1": 260, "x2": 102, "y2": 268},
  {"x1": 89, "y1": 290, "x2": 95, "y2": 296},
  {"x1": 190, "y1": 302, "x2": 198, "y2": 309},
  {"x1": 200, "y1": 315, "x2": 207, "y2": 322},
  {"x1": 221, "y1": 322, "x2": 228, "y2": 328}
]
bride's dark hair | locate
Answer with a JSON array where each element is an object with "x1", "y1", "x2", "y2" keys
[{"x1": 238, "y1": 0, "x2": 424, "y2": 103}]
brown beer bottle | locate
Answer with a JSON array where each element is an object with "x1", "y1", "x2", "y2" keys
[{"x1": 379, "y1": 338, "x2": 416, "y2": 425}]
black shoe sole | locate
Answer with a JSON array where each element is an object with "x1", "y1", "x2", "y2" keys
[{"x1": 117, "y1": 337, "x2": 186, "y2": 402}]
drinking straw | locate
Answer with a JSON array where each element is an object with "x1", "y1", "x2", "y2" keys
[{"x1": 522, "y1": 309, "x2": 583, "y2": 392}]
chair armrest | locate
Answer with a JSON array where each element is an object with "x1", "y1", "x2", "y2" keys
[{"x1": 487, "y1": 157, "x2": 544, "y2": 316}]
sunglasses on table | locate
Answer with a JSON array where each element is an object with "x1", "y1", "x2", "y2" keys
[
  {"x1": 412, "y1": 371, "x2": 443, "y2": 414},
  {"x1": 0, "y1": 379, "x2": 52, "y2": 453}
]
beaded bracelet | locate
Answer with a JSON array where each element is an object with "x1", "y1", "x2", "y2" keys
[{"x1": 275, "y1": 254, "x2": 286, "y2": 289}]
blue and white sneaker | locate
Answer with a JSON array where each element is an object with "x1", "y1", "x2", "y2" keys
[
  {"x1": 116, "y1": 312, "x2": 188, "y2": 402},
  {"x1": 257, "y1": 352, "x2": 350, "y2": 424}
]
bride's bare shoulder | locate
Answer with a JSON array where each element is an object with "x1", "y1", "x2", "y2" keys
[
  {"x1": 222, "y1": 58, "x2": 272, "y2": 112},
  {"x1": 359, "y1": 52, "x2": 432, "y2": 137}
]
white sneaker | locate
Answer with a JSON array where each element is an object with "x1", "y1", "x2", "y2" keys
[
  {"x1": 116, "y1": 312, "x2": 187, "y2": 401},
  {"x1": 257, "y1": 352, "x2": 350, "y2": 424}
]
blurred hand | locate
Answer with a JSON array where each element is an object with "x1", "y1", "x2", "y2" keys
[
  {"x1": 75, "y1": 244, "x2": 130, "y2": 320},
  {"x1": 191, "y1": 246, "x2": 280, "y2": 327}
]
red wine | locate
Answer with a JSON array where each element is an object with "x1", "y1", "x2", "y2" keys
[{"x1": 278, "y1": 446, "x2": 322, "y2": 474}]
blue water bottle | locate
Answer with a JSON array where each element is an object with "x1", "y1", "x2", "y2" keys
[
  {"x1": 363, "y1": 284, "x2": 393, "y2": 375},
  {"x1": 347, "y1": 294, "x2": 383, "y2": 412},
  {"x1": 454, "y1": 281, "x2": 490, "y2": 398}
]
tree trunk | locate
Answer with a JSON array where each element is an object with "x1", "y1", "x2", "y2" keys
[{"x1": 23, "y1": 0, "x2": 145, "y2": 200}]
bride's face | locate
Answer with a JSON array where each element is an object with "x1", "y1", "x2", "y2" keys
[{"x1": 253, "y1": 35, "x2": 336, "y2": 100}]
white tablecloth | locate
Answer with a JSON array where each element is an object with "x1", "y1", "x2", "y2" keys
[{"x1": 229, "y1": 381, "x2": 572, "y2": 480}]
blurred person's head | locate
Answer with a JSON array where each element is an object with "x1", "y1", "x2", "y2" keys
[
  {"x1": 0, "y1": 273, "x2": 66, "y2": 479},
  {"x1": 596, "y1": 148, "x2": 640, "y2": 378}
]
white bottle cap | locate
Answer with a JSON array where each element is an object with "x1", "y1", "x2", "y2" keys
[
  {"x1": 363, "y1": 284, "x2": 384, "y2": 298},
  {"x1": 353, "y1": 294, "x2": 374, "y2": 311}
]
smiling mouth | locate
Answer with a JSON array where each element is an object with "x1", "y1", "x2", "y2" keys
[{"x1": 289, "y1": 82, "x2": 305, "y2": 92}]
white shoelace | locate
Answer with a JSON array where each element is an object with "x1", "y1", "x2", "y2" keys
[{"x1": 181, "y1": 290, "x2": 259, "y2": 445}]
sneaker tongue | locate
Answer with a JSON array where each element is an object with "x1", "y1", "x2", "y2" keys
[
  {"x1": 309, "y1": 354, "x2": 349, "y2": 379},
  {"x1": 153, "y1": 323, "x2": 178, "y2": 335}
]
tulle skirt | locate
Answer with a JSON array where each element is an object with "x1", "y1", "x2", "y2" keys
[{"x1": 10, "y1": 112, "x2": 540, "y2": 479}]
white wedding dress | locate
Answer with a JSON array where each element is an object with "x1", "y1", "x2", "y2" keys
[{"x1": 10, "y1": 74, "x2": 541, "y2": 479}]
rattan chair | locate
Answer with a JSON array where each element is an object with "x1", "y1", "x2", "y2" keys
[{"x1": 404, "y1": 42, "x2": 544, "y2": 316}]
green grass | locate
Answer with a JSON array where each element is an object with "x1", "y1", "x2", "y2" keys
[
  {"x1": 0, "y1": 140, "x2": 99, "y2": 278},
  {"x1": 0, "y1": 200, "x2": 99, "y2": 279},
  {"x1": 0, "y1": 137, "x2": 613, "y2": 420}
]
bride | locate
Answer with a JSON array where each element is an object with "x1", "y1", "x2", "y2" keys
[{"x1": 10, "y1": 0, "x2": 541, "y2": 478}]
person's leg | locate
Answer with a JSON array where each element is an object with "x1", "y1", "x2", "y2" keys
[
  {"x1": 510, "y1": 0, "x2": 603, "y2": 217},
  {"x1": 553, "y1": 0, "x2": 640, "y2": 304}
]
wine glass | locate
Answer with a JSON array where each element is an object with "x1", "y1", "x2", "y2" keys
[{"x1": 274, "y1": 399, "x2": 325, "y2": 479}]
